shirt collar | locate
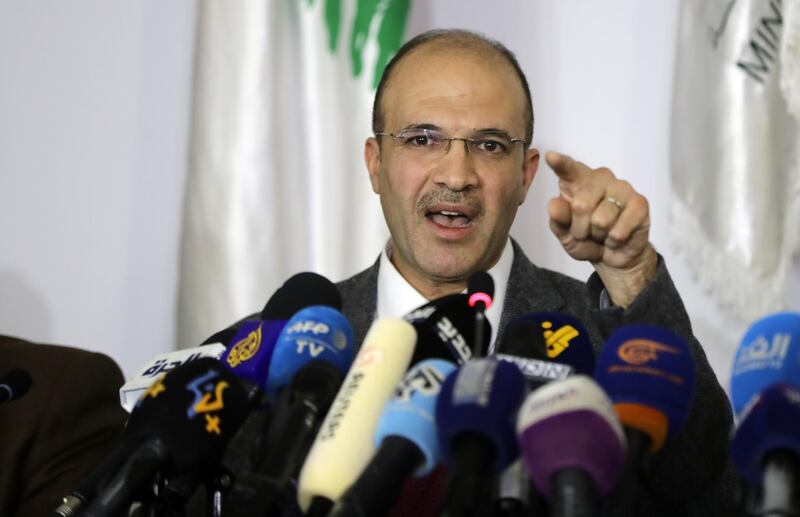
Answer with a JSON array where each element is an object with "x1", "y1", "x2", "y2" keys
[{"x1": 376, "y1": 239, "x2": 514, "y2": 351}]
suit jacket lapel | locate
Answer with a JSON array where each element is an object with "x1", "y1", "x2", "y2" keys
[{"x1": 496, "y1": 239, "x2": 567, "y2": 347}]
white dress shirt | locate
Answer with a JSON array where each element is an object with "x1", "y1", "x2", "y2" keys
[{"x1": 375, "y1": 239, "x2": 514, "y2": 353}]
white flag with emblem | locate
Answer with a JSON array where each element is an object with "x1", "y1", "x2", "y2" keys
[
  {"x1": 178, "y1": 0, "x2": 411, "y2": 348},
  {"x1": 670, "y1": 0, "x2": 800, "y2": 320}
]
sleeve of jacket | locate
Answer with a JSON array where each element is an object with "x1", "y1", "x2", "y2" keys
[
  {"x1": 586, "y1": 254, "x2": 741, "y2": 516},
  {"x1": 15, "y1": 349, "x2": 127, "y2": 517}
]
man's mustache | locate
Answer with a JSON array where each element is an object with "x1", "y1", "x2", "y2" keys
[{"x1": 416, "y1": 189, "x2": 482, "y2": 215}]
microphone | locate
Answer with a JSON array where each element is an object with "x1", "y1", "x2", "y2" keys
[
  {"x1": 496, "y1": 317, "x2": 574, "y2": 387},
  {"x1": 330, "y1": 358, "x2": 457, "y2": 517},
  {"x1": 121, "y1": 272, "x2": 343, "y2": 412},
  {"x1": 220, "y1": 272, "x2": 344, "y2": 396},
  {"x1": 119, "y1": 345, "x2": 227, "y2": 412},
  {"x1": 297, "y1": 318, "x2": 417, "y2": 515},
  {"x1": 0, "y1": 368, "x2": 32, "y2": 402},
  {"x1": 467, "y1": 271, "x2": 494, "y2": 357},
  {"x1": 252, "y1": 305, "x2": 356, "y2": 512},
  {"x1": 404, "y1": 294, "x2": 489, "y2": 365},
  {"x1": 594, "y1": 325, "x2": 696, "y2": 515},
  {"x1": 82, "y1": 358, "x2": 257, "y2": 517},
  {"x1": 729, "y1": 311, "x2": 800, "y2": 417},
  {"x1": 265, "y1": 305, "x2": 355, "y2": 400},
  {"x1": 516, "y1": 375, "x2": 627, "y2": 517},
  {"x1": 262, "y1": 271, "x2": 342, "y2": 317},
  {"x1": 494, "y1": 459, "x2": 547, "y2": 517},
  {"x1": 517, "y1": 312, "x2": 595, "y2": 375},
  {"x1": 730, "y1": 383, "x2": 800, "y2": 516},
  {"x1": 219, "y1": 319, "x2": 286, "y2": 396},
  {"x1": 435, "y1": 357, "x2": 527, "y2": 517}
]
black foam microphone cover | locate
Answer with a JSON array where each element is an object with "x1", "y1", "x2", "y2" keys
[
  {"x1": 262, "y1": 272, "x2": 342, "y2": 318},
  {"x1": 125, "y1": 357, "x2": 256, "y2": 474},
  {"x1": 0, "y1": 368, "x2": 32, "y2": 402},
  {"x1": 497, "y1": 319, "x2": 549, "y2": 360},
  {"x1": 468, "y1": 272, "x2": 494, "y2": 304}
]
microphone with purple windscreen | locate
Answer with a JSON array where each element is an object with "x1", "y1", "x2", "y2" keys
[{"x1": 516, "y1": 375, "x2": 627, "y2": 517}]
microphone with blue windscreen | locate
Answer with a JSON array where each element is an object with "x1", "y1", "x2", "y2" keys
[
  {"x1": 730, "y1": 382, "x2": 800, "y2": 515},
  {"x1": 435, "y1": 357, "x2": 527, "y2": 517},
  {"x1": 206, "y1": 271, "x2": 343, "y2": 397},
  {"x1": 254, "y1": 305, "x2": 355, "y2": 513},
  {"x1": 594, "y1": 324, "x2": 696, "y2": 516},
  {"x1": 220, "y1": 319, "x2": 285, "y2": 395},
  {"x1": 265, "y1": 305, "x2": 355, "y2": 401},
  {"x1": 330, "y1": 358, "x2": 457, "y2": 517},
  {"x1": 730, "y1": 311, "x2": 800, "y2": 418}
]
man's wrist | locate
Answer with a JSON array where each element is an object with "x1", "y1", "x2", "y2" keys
[{"x1": 594, "y1": 245, "x2": 658, "y2": 309}]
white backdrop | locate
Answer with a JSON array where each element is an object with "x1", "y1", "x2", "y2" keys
[{"x1": 1, "y1": 0, "x2": 797, "y2": 386}]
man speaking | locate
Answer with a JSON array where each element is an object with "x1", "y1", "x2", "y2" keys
[
  {"x1": 333, "y1": 29, "x2": 735, "y2": 515},
  {"x1": 212, "y1": 29, "x2": 736, "y2": 516}
]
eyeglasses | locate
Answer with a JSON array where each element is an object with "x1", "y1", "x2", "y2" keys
[{"x1": 375, "y1": 127, "x2": 527, "y2": 163}]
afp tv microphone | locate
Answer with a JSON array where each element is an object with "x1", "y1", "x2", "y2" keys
[{"x1": 252, "y1": 304, "x2": 356, "y2": 513}]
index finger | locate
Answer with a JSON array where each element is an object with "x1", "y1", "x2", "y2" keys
[{"x1": 545, "y1": 151, "x2": 590, "y2": 184}]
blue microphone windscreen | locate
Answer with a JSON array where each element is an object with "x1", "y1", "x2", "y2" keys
[
  {"x1": 595, "y1": 325, "x2": 695, "y2": 439},
  {"x1": 375, "y1": 359, "x2": 457, "y2": 477},
  {"x1": 730, "y1": 382, "x2": 800, "y2": 486},
  {"x1": 730, "y1": 312, "x2": 800, "y2": 417},
  {"x1": 128, "y1": 357, "x2": 254, "y2": 474},
  {"x1": 266, "y1": 305, "x2": 355, "y2": 401},
  {"x1": 435, "y1": 357, "x2": 526, "y2": 471},
  {"x1": 518, "y1": 312, "x2": 595, "y2": 375},
  {"x1": 220, "y1": 319, "x2": 285, "y2": 391}
]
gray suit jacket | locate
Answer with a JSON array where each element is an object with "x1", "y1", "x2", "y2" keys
[{"x1": 336, "y1": 240, "x2": 738, "y2": 516}]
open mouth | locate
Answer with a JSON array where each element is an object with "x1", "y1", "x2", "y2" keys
[{"x1": 426, "y1": 209, "x2": 473, "y2": 228}]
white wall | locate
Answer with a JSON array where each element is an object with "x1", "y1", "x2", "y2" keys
[
  {"x1": 0, "y1": 0, "x2": 796, "y2": 383},
  {"x1": 0, "y1": 1, "x2": 196, "y2": 376}
]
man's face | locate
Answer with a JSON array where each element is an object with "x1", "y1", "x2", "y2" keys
[{"x1": 365, "y1": 47, "x2": 539, "y2": 292}]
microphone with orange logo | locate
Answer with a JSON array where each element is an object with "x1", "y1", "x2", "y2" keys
[{"x1": 594, "y1": 325, "x2": 696, "y2": 516}]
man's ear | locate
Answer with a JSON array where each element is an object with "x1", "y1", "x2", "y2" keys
[
  {"x1": 518, "y1": 147, "x2": 540, "y2": 205},
  {"x1": 364, "y1": 137, "x2": 381, "y2": 194}
]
